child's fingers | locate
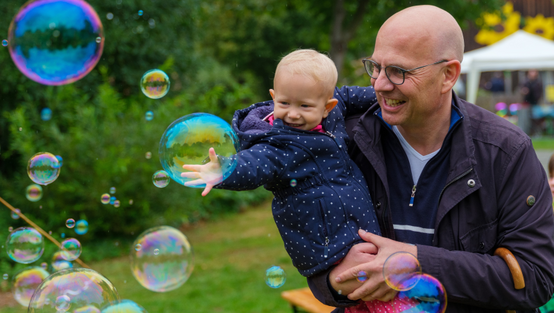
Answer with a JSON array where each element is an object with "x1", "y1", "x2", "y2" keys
[
  {"x1": 181, "y1": 172, "x2": 201, "y2": 179},
  {"x1": 184, "y1": 179, "x2": 206, "y2": 187},
  {"x1": 182, "y1": 164, "x2": 202, "y2": 171},
  {"x1": 201, "y1": 184, "x2": 214, "y2": 197},
  {"x1": 208, "y1": 147, "x2": 218, "y2": 163}
]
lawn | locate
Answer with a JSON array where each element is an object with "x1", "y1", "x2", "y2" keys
[
  {"x1": 0, "y1": 200, "x2": 309, "y2": 313},
  {"x1": 532, "y1": 137, "x2": 554, "y2": 150}
]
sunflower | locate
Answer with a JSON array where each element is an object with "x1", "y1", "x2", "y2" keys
[
  {"x1": 523, "y1": 14, "x2": 554, "y2": 40},
  {"x1": 475, "y1": 2, "x2": 521, "y2": 46}
]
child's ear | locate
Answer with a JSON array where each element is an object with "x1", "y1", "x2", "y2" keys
[
  {"x1": 269, "y1": 89, "x2": 275, "y2": 100},
  {"x1": 323, "y1": 98, "x2": 338, "y2": 118}
]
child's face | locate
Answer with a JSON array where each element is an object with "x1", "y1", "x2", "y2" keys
[
  {"x1": 549, "y1": 175, "x2": 554, "y2": 199},
  {"x1": 270, "y1": 71, "x2": 337, "y2": 131}
]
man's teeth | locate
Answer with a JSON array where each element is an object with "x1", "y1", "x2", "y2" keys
[{"x1": 386, "y1": 99, "x2": 404, "y2": 107}]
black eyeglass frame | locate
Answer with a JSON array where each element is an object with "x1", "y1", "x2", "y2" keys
[{"x1": 361, "y1": 59, "x2": 448, "y2": 85}]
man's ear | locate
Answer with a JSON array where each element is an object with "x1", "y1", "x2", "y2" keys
[
  {"x1": 442, "y1": 60, "x2": 461, "y2": 94},
  {"x1": 269, "y1": 89, "x2": 275, "y2": 100},
  {"x1": 323, "y1": 98, "x2": 339, "y2": 118}
]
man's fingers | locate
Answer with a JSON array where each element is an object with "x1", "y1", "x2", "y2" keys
[
  {"x1": 336, "y1": 265, "x2": 369, "y2": 284},
  {"x1": 181, "y1": 172, "x2": 201, "y2": 179},
  {"x1": 346, "y1": 278, "x2": 379, "y2": 301},
  {"x1": 359, "y1": 229, "x2": 384, "y2": 245}
]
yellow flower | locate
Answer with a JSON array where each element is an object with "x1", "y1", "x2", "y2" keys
[
  {"x1": 475, "y1": 2, "x2": 521, "y2": 46},
  {"x1": 523, "y1": 14, "x2": 554, "y2": 40}
]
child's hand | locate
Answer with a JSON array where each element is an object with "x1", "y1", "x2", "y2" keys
[{"x1": 181, "y1": 147, "x2": 223, "y2": 196}]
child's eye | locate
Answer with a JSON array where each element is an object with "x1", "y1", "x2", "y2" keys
[
  {"x1": 279, "y1": 102, "x2": 289, "y2": 105},
  {"x1": 301, "y1": 104, "x2": 310, "y2": 108}
]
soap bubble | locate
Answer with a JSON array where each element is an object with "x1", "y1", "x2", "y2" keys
[
  {"x1": 61, "y1": 233, "x2": 66, "y2": 239},
  {"x1": 65, "y1": 219, "x2": 75, "y2": 229},
  {"x1": 131, "y1": 226, "x2": 194, "y2": 292},
  {"x1": 11, "y1": 208, "x2": 21, "y2": 219},
  {"x1": 106, "y1": 12, "x2": 113, "y2": 20},
  {"x1": 152, "y1": 170, "x2": 170, "y2": 188},
  {"x1": 55, "y1": 155, "x2": 63, "y2": 168},
  {"x1": 145, "y1": 111, "x2": 154, "y2": 121},
  {"x1": 6, "y1": 227, "x2": 44, "y2": 264},
  {"x1": 60, "y1": 238, "x2": 82, "y2": 261},
  {"x1": 75, "y1": 305, "x2": 101, "y2": 313},
  {"x1": 356, "y1": 270, "x2": 368, "y2": 283},
  {"x1": 26, "y1": 184, "x2": 43, "y2": 202},
  {"x1": 101, "y1": 193, "x2": 110, "y2": 204},
  {"x1": 41, "y1": 262, "x2": 48, "y2": 270},
  {"x1": 13, "y1": 267, "x2": 50, "y2": 307},
  {"x1": 28, "y1": 268, "x2": 119, "y2": 313},
  {"x1": 3, "y1": 273, "x2": 8, "y2": 280},
  {"x1": 383, "y1": 251, "x2": 422, "y2": 291},
  {"x1": 135, "y1": 244, "x2": 141, "y2": 251},
  {"x1": 75, "y1": 220, "x2": 88, "y2": 235},
  {"x1": 265, "y1": 266, "x2": 286, "y2": 288},
  {"x1": 51, "y1": 251, "x2": 73, "y2": 272},
  {"x1": 140, "y1": 69, "x2": 170, "y2": 99},
  {"x1": 114, "y1": 200, "x2": 120, "y2": 208},
  {"x1": 109, "y1": 196, "x2": 116, "y2": 205},
  {"x1": 290, "y1": 179, "x2": 297, "y2": 187},
  {"x1": 7, "y1": 0, "x2": 104, "y2": 85},
  {"x1": 138, "y1": 10, "x2": 143, "y2": 16},
  {"x1": 101, "y1": 299, "x2": 147, "y2": 313},
  {"x1": 110, "y1": 187, "x2": 116, "y2": 194},
  {"x1": 159, "y1": 113, "x2": 239, "y2": 188},
  {"x1": 2, "y1": 39, "x2": 7, "y2": 46},
  {"x1": 27, "y1": 152, "x2": 60, "y2": 185},
  {"x1": 397, "y1": 274, "x2": 447, "y2": 313},
  {"x1": 9, "y1": 226, "x2": 14, "y2": 232},
  {"x1": 145, "y1": 152, "x2": 152, "y2": 159},
  {"x1": 40, "y1": 108, "x2": 52, "y2": 121}
]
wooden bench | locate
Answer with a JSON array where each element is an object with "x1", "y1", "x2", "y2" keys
[{"x1": 281, "y1": 287, "x2": 335, "y2": 313}]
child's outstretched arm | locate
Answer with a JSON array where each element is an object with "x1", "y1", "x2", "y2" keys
[{"x1": 181, "y1": 147, "x2": 222, "y2": 196}]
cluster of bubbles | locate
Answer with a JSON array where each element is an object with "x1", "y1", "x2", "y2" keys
[
  {"x1": 27, "y1": 152, "x2": 61, "y2": 185},
  {"x1": 140, "y1": 70, "x2": 170, "y2": 99},
  {"x1": 6, "y1": 227, "x2": 45, "y2": 264},
  {"x1": 130, "y1": 226, "x2": 194, "y2": 292},
  {"x1": 152, "y1": 170, "x2": 170, "y2": 188},
  {"x1": 159, "y1": 113, "x2": 239, "y2": 188},
  {"x1": 7, "y1": 0, "x2": 104, "y2": 85},
  {"x1": 26, "y1": 184, "x2": 43, "y2": 201},
  {"x1": 265, "y1": 266, "x2": 286, "y2": 288},
  {"x1": 380, "y1": 252, "x2": 447, "y2": 313},
  {"x1": 28, "y1": 268, "x2": 119, "y2": 313}
]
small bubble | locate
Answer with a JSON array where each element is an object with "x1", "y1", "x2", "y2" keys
[
  {"x1": 8, "y1": 227, "x2": 13, "y2": 232},
  {"x1": 40, "y1": 108, "x2": 52, "y2": 121},
  {"x1": 124, "y1": 280, "x2": 127, "y2": 283},
  {"x1": 129, "y1": 199, "x2": 133, "y2": 205},
  {"x1": 290, "y1": 179, "x2": 297, "y2": 187},
  {"x1": 66, "y1": 219, "x2": 75, "y2": 228},
  {"x1": 109, "y1": 196, "x2": 116, "y2": 205},
  {"x1": 101, "y1": 193, "x2": 110, "y2": 204},
  {"x1": 19, "y1": 127, "x2": 22, "y2": 131},
  {"x1": 11, "y1": 209, "x2": 21, "y2": 220},
  {"x1": 145, "y1": 152, "x2": 152, "y2": 159},
  {"x1": 41, "y1": 262, "x2": 47, "y2": 269},
  {"x1": 55, "y1": 294, "x2": 71, "y2": 311},
  {"x1": 148, "y1": 19, "x2": 155, "y2": 28},
  {"x1": 153, "y1": 248, "x2": 159, "y2": 255},
  {"x1": 3, "y1": 274, "x2": 8, "y2": 280},
  {"x1": 106, "y1": 12, "x2": 114, "y2": 20},
  {"x1": 2, "y1": 39, "x2": 8, "y2": 46},
  {"x1": 356, "y1": 270, "x2": 368, "y2": 283},
  {"x1": 110, "y1": 187, "x2": 116, "y2": 194},
  {"x1": 61, "y1": 233, "x2": 65, "y2": 238},
  {"x1": 138, "y1": 10, "x2": 143, "y2": 16},
  {"x1": 96, "y1": 37, "x2": 102, "y2": 43},
  {"x1": 145, "y1": 111, "x2": 154, "y2": 121},
  {"x1": 114, "y1": 200, "x2": 120, "y2": 208},
  {"x1": 135, "y1": 244, "x2": 142, "y2": 251}
]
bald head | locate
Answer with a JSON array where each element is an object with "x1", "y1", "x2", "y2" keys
[{"x1": 378, "y1": 5, "x2": 464, "y2": 62}]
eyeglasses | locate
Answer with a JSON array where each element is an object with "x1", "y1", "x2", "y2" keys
[{"x1": 362, "y1": 59, "x2": 448, "y2": 85}]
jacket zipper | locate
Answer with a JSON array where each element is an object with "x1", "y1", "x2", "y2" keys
[
  {"x1": 409, "y1": 185, "x2": 416, "y2": 207},
  {"x1": 317, "y1": 203, "x2": 330, "y2": 258}
]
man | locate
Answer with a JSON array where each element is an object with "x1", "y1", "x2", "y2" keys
[{"x1": 308, "y1": 5, "x2": 554, "y2": 312}]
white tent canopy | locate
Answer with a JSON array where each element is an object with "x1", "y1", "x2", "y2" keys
[{"x1": 461, "y1": 30, "x2": 554, "y2": 104}]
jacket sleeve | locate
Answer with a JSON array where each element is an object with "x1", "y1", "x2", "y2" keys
[
  {"x1": 418, "y1": 138, "x2": 554, "y2": 310},
  {"x1": 216, "y1": 141, "x2": 289, "y2": 191},
  {"x1": 334, "y1": 86, "x2": 378, "y2": 117},
  {"x1": 307, "y1": 267, "x2": 358, "y2": 309}
]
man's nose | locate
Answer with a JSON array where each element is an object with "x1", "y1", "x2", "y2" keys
[{"x1": 372, "y1": 70, "x2": 395, "y2": 92}]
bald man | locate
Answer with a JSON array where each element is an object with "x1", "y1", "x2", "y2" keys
[{"x1": 308, "y1": 5, "x2": 554, "y2": 312}]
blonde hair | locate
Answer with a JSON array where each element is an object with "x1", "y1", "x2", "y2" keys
[{"x1": 275, "y1": 49, "x2": 338, "y2": 97}]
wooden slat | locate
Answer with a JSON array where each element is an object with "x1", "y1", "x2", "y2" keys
[{"x1": 281, "y1": 288, "x2": 335, "y2": 313}]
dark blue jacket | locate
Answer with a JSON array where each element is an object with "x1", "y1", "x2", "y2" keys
[
  {"x1": 218, "y1": 86, "x2": 381, "y2": 276},
  {"x1": 308, "y1": 90, "x2": 554, "y2": 312}
]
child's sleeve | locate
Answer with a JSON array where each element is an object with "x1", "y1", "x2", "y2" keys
[
  {"x1": 215, "y1": 141, "x2": 289, "y2": 191},
  {"x1": 333, "y1": 85, "x2": 378, "y2": 117}
]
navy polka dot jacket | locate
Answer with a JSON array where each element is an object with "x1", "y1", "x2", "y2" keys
[{"x1": 218, "y1": 86, "x2": 381, "y2": 277}]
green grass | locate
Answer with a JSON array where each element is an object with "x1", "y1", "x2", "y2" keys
[
  {"x1": 0, "y1": 201, "x2": 309, "y2": 313},
  {"x1": 532, "y1": 137, "x2": 554, "y2": 150}
]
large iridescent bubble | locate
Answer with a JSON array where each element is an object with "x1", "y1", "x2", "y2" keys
[
  {"x1": 13, "y1": 267, "x2": 50, "y2": 307},
  {"x1": 6, "y1": 227, "x2": 44, "y2": 264},
  {"x1": 28, "y1": 268, "x2": 119, "y2": 313},
  {"x1": 159, "y1": 113, "x2": 239, "y2": 188},
  {"x1": 27, "y1": 152, "x2": 60, "y2": 185},
  {"x1": 101, "y1": 299, "x2": 148, "y2": 313},
  {"x1": 7, "y1": 0, "x2": 104, "y2": 85},
  {"x1": 130, "y1": 226, "x2": 194, "y2": 292}
]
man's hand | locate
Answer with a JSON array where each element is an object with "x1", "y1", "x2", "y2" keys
[
  {"x1": 181, "y1": 147, "x2": 223, "y2": 196},
  {"x1": 332, "y1": 229, "x2": 417, "y2": 302},
  {"x1": 329, "y1": 242, "x2": 378, "y2": 295}
]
